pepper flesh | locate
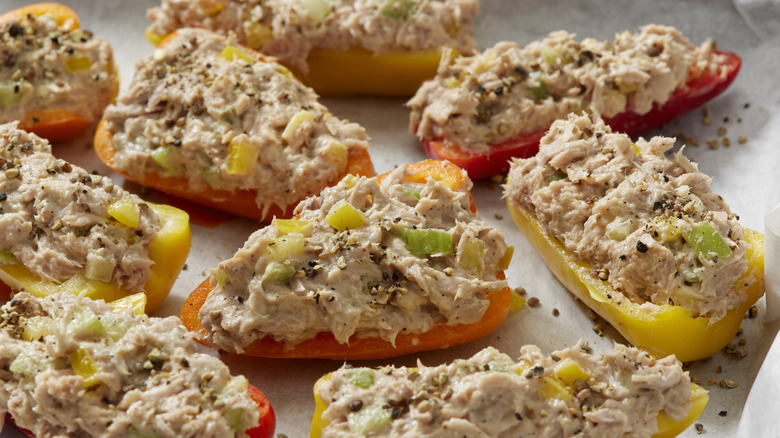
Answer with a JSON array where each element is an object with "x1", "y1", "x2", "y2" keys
[
  {"x1": 423, "y1": 50, "x2": 742, "y2": 180},
  {"x1": 93, "y1": 33, "x2": 375, "y2": 222},
  {"x1": 0, "y1": 203, "x2": 191, "y2": 312},
  {"x1": 309, "y1": 371, "x2": 708, "y2": 438},
  {"x1": 506, "y1": 199, "x2": 764, "y2": 362},
  {"x1": 180, "y1": 160, "x2": 511, "y2": 359},
  {"x1": 0, "y1": 3, "x2": 119, "y2": 142}
]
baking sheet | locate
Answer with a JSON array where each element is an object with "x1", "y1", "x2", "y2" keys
[{"x1": 3, "y1": 0, "x2": 780, "y2": 436}]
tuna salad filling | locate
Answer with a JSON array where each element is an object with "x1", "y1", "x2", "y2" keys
[
  {"x1": 0, "y1": 292, "x2": 260, "y2": 437},
  {"x1": 0, "y1": 9, "x2": 117, "y2": 125},
  {"x1": 103, "y1": 28, "x2": 370, "y2": 215},
  {"x1": 0, "y1": 123, "x2": 159, "y2": 292},
  {"x1": 146, "y1": 0, "x2": 478, "y2": 72},
  {"x1": 201, "y1": 165, "x2": 509, "y2": 351},
  {"x1": 409, "y1": 25, "x2": 725, "y2": 151},
  {"x1": 505, "y1": 113, "x2": 749, "y2": 321},
  {"x1": 316, "y1": 343, "x2": 693, "y2": 437}
]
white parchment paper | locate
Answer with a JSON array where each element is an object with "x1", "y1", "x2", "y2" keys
[{"x1": 3, "y1": 0, "x2": 780, "y2": 437}]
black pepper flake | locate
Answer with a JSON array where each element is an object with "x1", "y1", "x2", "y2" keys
[
  {"x1": 0, "y1": 193, "x2": 6, "y2": 202},
  {"x1": 348, "y1": 400, "x2": 363, "y2": 412},
  {"x1": 8, "y1": 24, "x2": 24, "y2": 37},
  {"x1": 515, "y1": 412, "x2": 523, "y2": 420},
  {"x1": 620, "y1": 254, "x2": 626, "y2": 260},
  {"x1": 636, "y1": 241, "x2": 649, "y2": 253},
  {"x1": 719, "y1": 410, "x2": 727, "y2": 417}
]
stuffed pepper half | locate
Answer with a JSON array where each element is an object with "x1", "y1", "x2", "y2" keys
[
  {"x1": 0, "y1": 122, "x2": 190, "y2": 312},
  {"x1": 504, "y1": 112, "x2": 763, "y2": 362},
  {"x1": 0, "y1": 292, "x2": 275, "y2": 438},
  {"x1": 95, "y1": 28, "x2": 373, "y2": 222},
  {"x1": 182, "y1": 160, "x2": 513, "y2": 359},
  {"x1": 311, "y1": 342, "x2": 707, "y2": 437},
  {"x1": 409, "y1": 25, "x2": 741, "y2": 179},
  {"x1": 145, "y1": 0, "x2": 479, "y2": 96},
  {"x1": 0, "y1": 2, "x2": 118, "y2": 142}
]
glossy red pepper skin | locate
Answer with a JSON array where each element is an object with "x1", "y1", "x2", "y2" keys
[
  {"x1": 423, "y1": 50, "x2": 742, "y2": 180},
  {"x1": 4, "y1": 383, "x2": 275, "y2": 438}
]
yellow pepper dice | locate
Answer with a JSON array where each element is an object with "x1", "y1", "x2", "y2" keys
[
  {"x1": 274, "y1": 218, "x2": 312, "y2": 235},
  {"x1": 219, "y1": 45, "x2": 256, "y2": 64},
  {"x1": 64, "y1": 55, "x2": 92, "y2": 73},
  {"x1": 507, "y1": 196, "x2": 765, "y2": 362},
  {"x1": 108, "y1": 292, "x2": 147, "y2": 316},
  {"x1": 69, "y1": 347, "x2": 101, "y2": 388},
  {"x1": 554, "y1": 357, "x2": 591, "y2": 387},
  {"x1": 0, "y1": 203, "x2": 190, "y2": 313},
  {"x1": 226, "y1": 138, "x2": 260, "y2": 175},
  {"x1": 282, "y1": 110, "x2": 316, "y2": 144},
  {"x1": 326, "y1": 201, "x2": 367, "y2": 231},
  {"x1": 107, "y1": 197, "x2": 140, "y2": 228}
]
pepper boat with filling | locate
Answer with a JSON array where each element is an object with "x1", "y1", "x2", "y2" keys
[
  {"x1": 0, "y1": 2, "x2": 119, "y2": 142},
  {"x1": 0, "y1": 123, "x2": 190, "y2": 312},
  {"x1": 311, "y1": 343, "x2": 707, "y2": 437},
  {"x1": 0, "y1": 292, "x2": 275, "y2": 438},
  {"x1": 504, "y1": 112, "x2": 764, "y2": 362},
  {"x1": 144, "y1": 0, "x2": 479, "y2": 96},
  {"x1": 409, "y1": 24, "x2": 741, "y2": 179},
  {"x1": 182, "y1": 160, "x2": 513, "y2": 359},
  {"x1": 95, "y1": 28, "x2": 373, "y2": 222}
]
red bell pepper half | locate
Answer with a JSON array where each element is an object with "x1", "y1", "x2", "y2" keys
[{"x1": 423, "y1": 51, "x2": 741, "y2": 180}]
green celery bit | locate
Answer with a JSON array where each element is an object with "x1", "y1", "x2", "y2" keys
[
  {"x1": 66, "y1": 307, "x2": 106, "y2": 338},
  {"x1": 0, "y1": 249, "x2": 18, "y2": 265},
  {"x1": 459, "y1": 237, "x2": 486, "y2": 275},
  {"x1": 128, "y1": 426, "x2": 161, "y2": 438},
  {"x1": 151, "y1": 146, "x2": 175, "y2": 171},
  {"x1": 0, "y1": 81, "x2": 31, "y2": 108},
  {"x1": 211, "y1": 268, "x2": 228, "y2": 288},
  {"x1": 21, "y1": 315, "x2": 50, "y2": 341},
  {"x1": 326, "y1": 202, "x2": 367, "y2": 232},
  {"x1": 9, "y1": 352, "x2": 39, "y2": 377},
  {"x1": 527, "y1": 71, "x2": 550, "y2": 102},
  {"x1": 348, "y1": 403, "x2": 392, "y2": 434},
  {"x1": 347, "y1": 369, "x2": 375, "y2": 389},
  {"x1": 267, "y1": 233, "x2": 305, "y2": 262},
  {"x1": 402, "y1": 228, "x2": 453, "y2": 255},
  {"x1": 68, "y1": 347, "x2": 101, "y2": 388},
  {"x1": 224, "y1": 407, "x2": 245, "y2": 431},
  {"x1": 262, "y1": 261, "x2": 296, "y2": 283},
  {"x1": 682, "y1": 222, "x2": 732, "y2": 261},
  {"x1": 405, "y1": 188, "x2": 422, "y2": 200},
  {"x1": 381, "y1": 0, "x2": 416, "y2": 20},
  {"x1": 544, "y1": 169, "x2": 567, "y2": 184}
]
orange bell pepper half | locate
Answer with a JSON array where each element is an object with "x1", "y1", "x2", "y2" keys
[
  {"x1": 423, "y1": 51, "x2": 741, "y2": 180},
  {"x1": 181, "y1": 159, "x2": 512, "y2": 360},
  {"x1": 1, "y1": 3, "x2": 118, "y2": 142},
  {"x1": 0, "y1": 203, "x2": 191, "y2": 313},
  {"x1": 309, "y1": 371, "x2": 707, "y2": 438},
  {"x1": 507, "y1": 199, "x2": 764, "y2": 363}
]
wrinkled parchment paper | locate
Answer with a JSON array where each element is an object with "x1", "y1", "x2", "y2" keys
[{"x1": 3, "y1": 0, "x2": 780, "y2": 436}]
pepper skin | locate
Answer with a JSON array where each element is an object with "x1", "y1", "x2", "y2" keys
[
  {"x1": 0, "y1": 203, "x2": 191, "y2": 312},
  {"x1": 309, "y1": 370, "x2": 708, "y2": 438},
  {"x1": 180, "y1": 160, "x2": 512, "y2": 360},
  {"x1": 423, "y1": 51, "x2": 742, "y2": 180},
  {"x1": 94, "y1": 33, "x2": 375, "y2": 222},
  {"x1": 0, "y1": 3, "x2": 119, "y2": 142},
  {"x1": 506, "y1": 199, "x2": 764, "y2": 363}
]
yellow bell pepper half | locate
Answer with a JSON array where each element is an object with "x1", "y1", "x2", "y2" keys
[
  {"x1": 506, "y1": 199, "x2": 765, "y2": 363},
  {"x1": 310, "y1": 370, "x2": 707, "y2": 438},
  {"x1": 0, "y1": 203, "x2": 190, "y2": 312}
]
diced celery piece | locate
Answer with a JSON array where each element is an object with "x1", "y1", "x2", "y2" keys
[
  {"x1": 244, "y1": 22, "x2": 273, "y2": 49},
  {"x1": 498, "y1": 246, "x2": 514, "y2": 271},
  {"x1": 84, "y1": 253, "x2": 115, "y2": 283},
  {"x1": 381, "y1": 0, "x2": 416, "y2": 20},
  {"x1": 541, "y1": 49, "x2": 560, "y2": 65},
  {"x1": 300, "y1": 0, "x2": 331, "y2": 25},
  {"x1": 282, "y1": 110, "x2": 316, "y2": 144},
  {"x1": 69, "y1": 347, "x2": 101, "y2": 388},
  {"x1": 509, "y1": 289, "x2": 526, "y2": 313},
  {"x1": 211, "y1": 268, "x2": 228, "y2": 289},
  {"x1": 554, "y1": 357, "x2": 591, "y2": 387},
  {"x1": 66, "y1": 307, "x2": 105, "y2": 338},
  {"x1": 65, "y1": 55, "x2": 92, "y2": 73},
  {"x1": 682, "y1": 222, "x2": 733, "y2": 261},
  {"x1": 527, "y1": 71, "x2": 550, "y2": 102},
  {"x1": 9, "y1": 352, "x2": 39, "y2": 377},
  {"x1": 108, "y1": 197, "x2": 140, "y2": 228},
  {"x1": 348, "y1": 403, "x2": 392, "y2": 434},
  {"x1": 21, "y1": 315, "x2": 50, "y2": 341},
  {"x1": 401, "y1": 228, "x2": 453, "y2": 255},
  {"x1": 606, "y1": 217, "x2": 635, "y2": 242},
  {"x1": 109, "y1": 293, "x2": 147, "y2": 316},
  {"x1": 458, "y1": 237, "x2": 485, "y2": 275},
  {"x1": 151, "y1": 146, "x2": 176, "y2": 171},
  {"x1": 266, "y1": 233, "x2": 305, "y2": 262},
  {"x1": 324, "y1": 139, "x2": 348, "y2": 173},
  {"x1": 262, "y1": 261, "x2": 296, "y2": 283},
  {"x1": 103, "y1": 316, "x2": 132, "y2": 342},
  {"x1": 326, "y1": 202, "x2": 367, "y2": 232},
  {"x1": 404, "y1": 188, "x2": 421, "y2": 200},
  {"x1": 224, "y1": 407, "x2": 245, "y2": 431},
  {"x1": 0, "y1": 81, "x2": 31, "y2": 108},
  {"x1": 539, "y1": 376, "x2": 572, "y2": 400},
  {"x1": 219, "y1": 45, "x2": 255, "y2": 64},
  {"x1": 544, "y1": 169, "x2": 567, "y2": 184},
  {"x1": 347, "y1": 369, "x2": 375, "y2": 388},
  {"x1": 0, "y1": 249, "x2": 18, "y2": 265},
  {"x1": 671, "y1": 284, "x2": 706, "y2": 307},
  {"x1": 128, "y1": 426, "x2": 161, "y2": 438},
  {"x1": 226, "y1": 138, "x2": 260, "y2": 175},
  {"x1": 223, "y1": 375, "x2": 249, "y2": 395},
  {"x1": 274, "y1": 219, "x2": 311, "y2": 235}
]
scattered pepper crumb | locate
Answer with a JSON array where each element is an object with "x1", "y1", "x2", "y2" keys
[
  {"x1": 552, "y1": 308, "x2": 559, "y2": 317},
  {"x1": 717, "y1": 126, "x2": 727, "y2": 136},
  {"x1": 705, "y1": 377, "x2": 718, "y2": 386},
  {"x1": 514, "y1": 286, "x2": 527, "y2": 296},
  {"x1": 719, "y1": 410, "x2": 728, "y2": 417},
  {"x1": 695, "y1": 423, "x2": 704, "y2": 434},
  {"x1": 586, "y1": 308, "x2": 598, "y2": 321},
  {"x1": 748, "y1": 306, "x2": 758, "y2": 318},
  {"x1": 494, "y1": 213, "x2": 504, "y2": 220},
  {"x1": 714, "y1": 365, "x2": 722, "y2": 373},
  {"x1": 738, "y1": 135, "x2": 747, "y2": 144},
  {"x1": 707, "y1": 139, "x2": 719, "y2": 149},
  {"x1": 719, "y1": 379, "x2": 738, "y2": 389},
  {"x1": 527, "y1": 297, "x2": 540, "y2": 307},
  {"x1": 722, "y1": 137, "x2": 730, "y2": 147},
  {"x1": 736, "y1": 328, "x2": 744, "y2": 336},
  {"x1": 738, "y1": 337, "x2": 746, "y2": 345}
]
